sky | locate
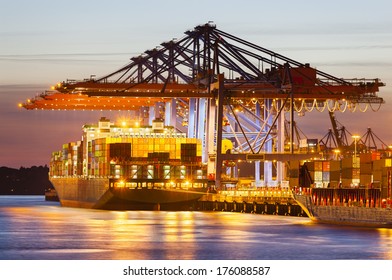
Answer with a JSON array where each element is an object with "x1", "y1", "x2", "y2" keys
[{"x1": 1, "y1": 0, "x2": 392, "y2": 168}]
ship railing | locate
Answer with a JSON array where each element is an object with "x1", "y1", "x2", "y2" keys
[{"x1": 291, "y1": 186, "x2": 312, "y2": 196}]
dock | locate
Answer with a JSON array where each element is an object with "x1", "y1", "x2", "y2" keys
[{"x1": 195, "y1": 188, "x2": 307, "y2": 216}]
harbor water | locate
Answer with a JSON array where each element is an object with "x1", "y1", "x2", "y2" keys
[{"x1": 1, "y1": 196, "x2": 392, "y2": 260}]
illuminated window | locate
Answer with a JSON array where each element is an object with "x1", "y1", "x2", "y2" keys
[
  {"x1": 147, "y1": 165, "x2": 154, "y2": 179},
  {"x1": 163, "y1": 165, "x2": 170, "y2": 179}
]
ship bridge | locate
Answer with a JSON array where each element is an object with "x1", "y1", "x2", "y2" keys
[{"x1": 20, "y1": 22, "x2": 385, "y2": 188}]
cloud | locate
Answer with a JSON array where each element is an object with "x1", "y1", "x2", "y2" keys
[
  {"x1": 0, "y1": 53, "x2": 136, "y2": 64},
  {"x1": 275, "y1": 45, "x2": 392, "y2": 52},
  {"x1": 232, "y1": 21, "x2": 392, "y2": 37},
  {"x1": 316, "y1": 61, "x2": 392, "y2": 67}
]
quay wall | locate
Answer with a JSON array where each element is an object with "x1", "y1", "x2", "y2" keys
[{"x1": 194, "y1": 191, "x2": 306, "y2": 216}]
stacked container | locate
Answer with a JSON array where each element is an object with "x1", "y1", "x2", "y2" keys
[
  {"x1": 341, "y1": 157, "x2": 360, "y2": 187},
  {"x1": 322, "y1": 161, "x2": 330, "y2": 185},
  {"x1": 373, "y1": 157, "x2": 392, "y2": 198},
  {"x1": 288, "y1": 160, "x2": 300, "y2": 187},
  {"x1": 49, "y1": 151, "x2": 63, "y2": 177},
  {"x1": 360, "y1": 153, "x2": 373, "y2": 187},
  {"x1": 92, "y1": 136, "x2": 204, "y2": 181},
  {"x1": 181, "y1": 143, "x2": 197, "y2": 162},
  {"x1": 305, "y1": 160, "x2": 330, "y2": 187},
  {"x1": 49, "y1": 141, "x2": 83, "y2": 177},
  {"x1": 49, "y1": 119, "x2": 207, "y2": 186},
  {"x1": 329, "y1": 160, "x2": 341, "y2": 188}
]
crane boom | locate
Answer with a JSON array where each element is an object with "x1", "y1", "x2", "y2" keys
[{"x1": 328, "y1": 111, "x2": 344, "y2": 150}]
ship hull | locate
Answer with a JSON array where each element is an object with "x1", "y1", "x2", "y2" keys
[
  {"x1": 294, "y1": 193, "x2": 392, "y2": 228},
  {"x1": 51, "y1": 177, "x2": 206, "y2": 210}
]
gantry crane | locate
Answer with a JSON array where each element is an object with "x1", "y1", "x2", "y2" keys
[
  {"x1": 20, "y1": 22, "x2": 385, "y2": 188},
  {"x1": 320, "y1": 111, "x2": 390, "y2": 160}
]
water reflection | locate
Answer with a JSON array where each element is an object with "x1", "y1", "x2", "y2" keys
[
  {"x1": 1, "y1": 196, "x2": 392, "y2": 260},
  {"x1": 376, "y1": 228, "x2": 392, "y2": 259}
]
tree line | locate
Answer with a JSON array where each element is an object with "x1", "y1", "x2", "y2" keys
[{"x1": 0, "y1": 166, "x2": 53, "y2": 195}]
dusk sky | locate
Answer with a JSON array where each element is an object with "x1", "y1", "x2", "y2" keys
[{"x1": 1, "y1": 0, "x2": 391, "y2": 168}]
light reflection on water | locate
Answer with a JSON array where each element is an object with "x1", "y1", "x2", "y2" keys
[
  {"x1": 376, "y1": 228, "x2": 392, "y2": 259},
  {"x1": 1, "y1": 196, "x2": 392, "y2": 260}
]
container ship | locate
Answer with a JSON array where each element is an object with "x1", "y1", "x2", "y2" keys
[
  {"x1": 289, "y1": 155, "x2": 392, "y2": 228},
  {"x1": 49, "y1": 117, "x2": 208, "y2": 210}
]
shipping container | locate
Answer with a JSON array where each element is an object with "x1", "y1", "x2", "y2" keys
[
  {"x1": 342, "y1": 157, "x2": 360, "y2": 168},
  {"x1": 329, "y1": 170, "x2": 340, "y2": 182},
  {"x1": 341, "y1": 168, "x2": 360, "y2": 179},
  {"x1": 322, "y1": 161, "x2": 330, "y2": 172},
  {"x1": 329, "y1": 160, "x2": 340, "y2": 171},
  {"x1": 372, "y1": 152, "x2": 381, "y2": 161},
  {"x1": 360, "y1": 153, "x2": 373, "y2": 163},
  {"x1": 360, "y1": 163, "x2": 372, "y2": 174},
  {"x1": 322, "y1": 171, "x2": 330, "y2": 182},
  {"x1": 313, "y1": 171, "x2": 323, "y2": 182},
  {"x1": 360, "y1": 174, "x2": 372, "y2": 186}
]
